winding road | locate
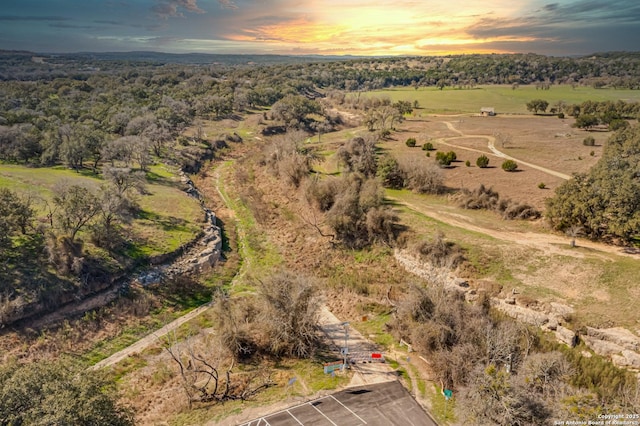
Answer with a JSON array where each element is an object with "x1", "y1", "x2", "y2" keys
[{"x1": 439, "y1": 121, "x2": 571, "y2": 180}]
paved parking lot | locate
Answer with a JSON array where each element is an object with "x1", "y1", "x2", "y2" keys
[{"x1": 238, "y1": 380, "x2": 437, "y2": 426}]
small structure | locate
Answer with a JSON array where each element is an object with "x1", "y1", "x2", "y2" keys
[{"x1": 480, "y1": 107, "x2": 496, "y2": 116}]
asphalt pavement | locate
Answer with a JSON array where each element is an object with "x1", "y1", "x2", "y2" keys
[{"x1": 238, "y1": 380, "x2": 438, "y2": 426}]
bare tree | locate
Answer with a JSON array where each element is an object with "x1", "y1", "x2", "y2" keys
[
  {"x1": 494, "y1": 131, "x2": 513, "y2": 149},
  {"x1": 164, "y1": 331, "x2": 271, "y2": 408},
  {"x1": 518, "y1": 351, "x2": 574, "y2": 400},
  {"x1": 566, "y1": 225, "x2": 583, "y2": 248},
  {"x1": 257, "y1": 270, "x2": 321, "y2": 358},
  {"x1": 364, "y1": 105, "x2": 403, "y2": 133},
  {"x1": 264, "y1": 130, "x2": 316, "y2": 187},
  {"x1": 101, "y1": 136, "x2": 137, "y2": 167},
  {"x1": 141, "y1": 119, "x2": 173, "y2": 157},
  {"x1": 211, "y1": 295, "x2": 259, "y2": 361},
  {"x1": 90, "y1": 185, "x2": 135, "y2": 251},
  {"x1": 311, "y1": 120, "x2": 333, "y2": 142},
  {"x1": 457, "y1": 364, "x2": 550, "y2": 425},
  {"x1": 103, "y1": 167, "x2": 146, "y2": 197},
  {"x1": 336, "y1": 136, "x2": 378, "y2": 177},
  {"x1": 400, "y1": 158, "x2": 444, "y2": 194},
  {"x1": 324, "y1": 174, "x2": 398, "y2": 248}
]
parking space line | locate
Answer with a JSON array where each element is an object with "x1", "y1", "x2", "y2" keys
[
  {"x1": 330, "y1": 395, "x2": 367, "y2": 424},
  {"x1": 309, "y1": 401, "x2": 338, "y2": 426},
  {"x1": 285, "y1": 410, "x2": 304, "y2": 425}
]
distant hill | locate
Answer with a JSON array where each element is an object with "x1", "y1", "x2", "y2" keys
[{"x1": 0, "y1": 49, "x2": 365, "y2": 65}]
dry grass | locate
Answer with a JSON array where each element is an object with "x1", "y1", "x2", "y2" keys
[{"x1": 380, "y1": 115, "x2": 607, "y2": 210}]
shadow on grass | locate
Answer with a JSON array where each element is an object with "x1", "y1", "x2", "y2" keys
[
  {"x1": 145, "y1": 170, "x2": 175, "y2": 185},
  {"x1": 215, "y1": 216, "x2": 232, "y2": 255},
  {"x1": 136, "y1": 209, "x2": 191, "y2": 233},
  {"x1": 148, "y1": 275, "x2": 213, "y2": 310}
]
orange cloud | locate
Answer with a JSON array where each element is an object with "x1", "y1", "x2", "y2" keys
[
  {"x1": 227, "y1": 18, "x2": 349, "y2": 44},
  {"x1": 218, "y1": 0, "x2": 570, "y2": 56}
]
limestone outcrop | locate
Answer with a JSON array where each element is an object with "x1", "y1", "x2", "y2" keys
[
  {"x1": 394, "y1": 249, "x2": 640, "y2": 372},
  {"x1": 135, "y1": 171, "x2": 222, "y2": 286}
]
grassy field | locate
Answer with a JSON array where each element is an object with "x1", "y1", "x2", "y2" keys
[
  {"x1": 0, "y1": 163, "x2": 203, "y2": 256},
  {"x1": 386, "y1": 186, "x2": 640, "y2": 328},
  {"x1": 361, "y1": 84, "x2": 640, "y2": 114}
]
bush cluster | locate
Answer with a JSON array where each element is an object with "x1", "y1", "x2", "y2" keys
[
  {"x1": 501, "y1": 159, "x2": 518, "y2": 172},
  {"x1": 307, "y1": 174, "x2": 399, "y2": 248},
  {"x1": 456, "y1": 184, "x2": 541, "y2": 220},
  {"x1": 476, "y1": 154, "x2": 490, "y2": 168},
  {"x1": 422, "y1": 142, "x2": 434, "y2": 151},
  {"x1": 435, "y1": 150, "x2": 457, "y2": 167}
]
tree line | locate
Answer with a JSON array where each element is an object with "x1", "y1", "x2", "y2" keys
[{"x1": 547, "y1": 124, "x2": 640, "y2": 241}]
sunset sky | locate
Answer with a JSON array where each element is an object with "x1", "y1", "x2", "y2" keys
[{"x1": 2, "y1": 0, "x2": 639, "y2": 56}]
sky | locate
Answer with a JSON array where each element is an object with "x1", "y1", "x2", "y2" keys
[{"x1": 1, "y1": 0, "x2": 639, "y2": 56}]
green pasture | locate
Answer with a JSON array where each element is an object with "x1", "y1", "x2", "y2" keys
[
  {"x1": 0, "y1": 164, "x2": 100, "y2": 198},
  {"x1": 361, "y1": 85, "x2": 640, "y2": 114},
  {"x1": 0, "y1": 163, "x2": 203, "y2": 257}
]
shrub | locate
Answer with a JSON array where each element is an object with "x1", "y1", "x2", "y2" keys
[
  {"x1": 538, "y1": 182, "x2": 546, "y2": 189},
  {"x1": 558, "y1": 112, "x2": 565, "y2": 119},
  {"x1": 476, "y1": 154, "x2": 489, "y2": 168},
  {"x1": 305, "y1": 177, "x2": 338, "y2": 211},
  {"x1": 402, "y1": 158, "x2": 444, "y2": 194},
  {"x1": 609, "y1": 119, "x2": 629, "y2": 131},
  {"x1": 337, "y1": 135, "x2": 377, "y2": 177},
  {"x1": 377, "y1": 154, "x2": 406, "y2": 189},
  {"x1": 501, "y1": 159, "x2": 518, "y2": 172},
  {"x1": 422, "y1": 142, "x2": 434, "y2": 151},
  {"x1": 465, "y1": 160, "x2": 471, "y2": 167},
  {"x1": 258, "y1": 270, "x2": 321, "y2": 358},
  {"x1": 405, "y1": 137, "x2": 417, "y2": 147},
  {"x1": 583, "y1": 136, "x2": 595, "y2": 146},
  {"x1": 225, "y1": 132, "x2": 243, "y2": 143},
  {"x1": 436, "y1": 151, "x2": 456, "y2": 167},
  {"x1": 456, "y1": 184, "x2": 541, "y2": 220},
  {"x1": 324, "y1": 175, "x2": 399, "y2": 248},
  {"x1": 413, "y1": 232, "x2": 465, "y2": 268},
  {"x1": 501, "y1": 201, "x2": 542, "y2": 220},
  {"x1": 590, "y1": 150, "x2": 595, "y2": 156},
  {"x1": 457, "y1": 184, "x2": 500, "y2": 210}
]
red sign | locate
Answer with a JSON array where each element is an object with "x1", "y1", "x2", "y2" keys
[{"x1": 371, "y1": 353, "x2": 382, "y2": 359}]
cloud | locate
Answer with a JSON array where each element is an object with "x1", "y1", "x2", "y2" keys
[
  {"x1": 465, "y1": 0, "x2": 640, "y2": 41},
  {"x1": 0, "y1": 15, "x2": 69, "y2": 21},
  {"x1": 538, "y1": 0, "x2": 640, "y2": 23},
  {"x1": 152, "y1": 0, "x2": 205, "y2": 19},
  {"x1": 93, "y1": 20, "x2": 124, "y2": 26},
  {"x1": 49, "y1": 23, "x2": 96, "y2": 30},
  {"x1": 218, "y1": 0, "x2": 238, "y2": 9}
]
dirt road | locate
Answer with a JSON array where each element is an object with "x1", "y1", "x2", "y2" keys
[
  {"x1": 441, "y1": 121, "x2": 572, "y2": 180},
  {"x1": 388, "y1": 195, "x2": 638, "y2": 259}
]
